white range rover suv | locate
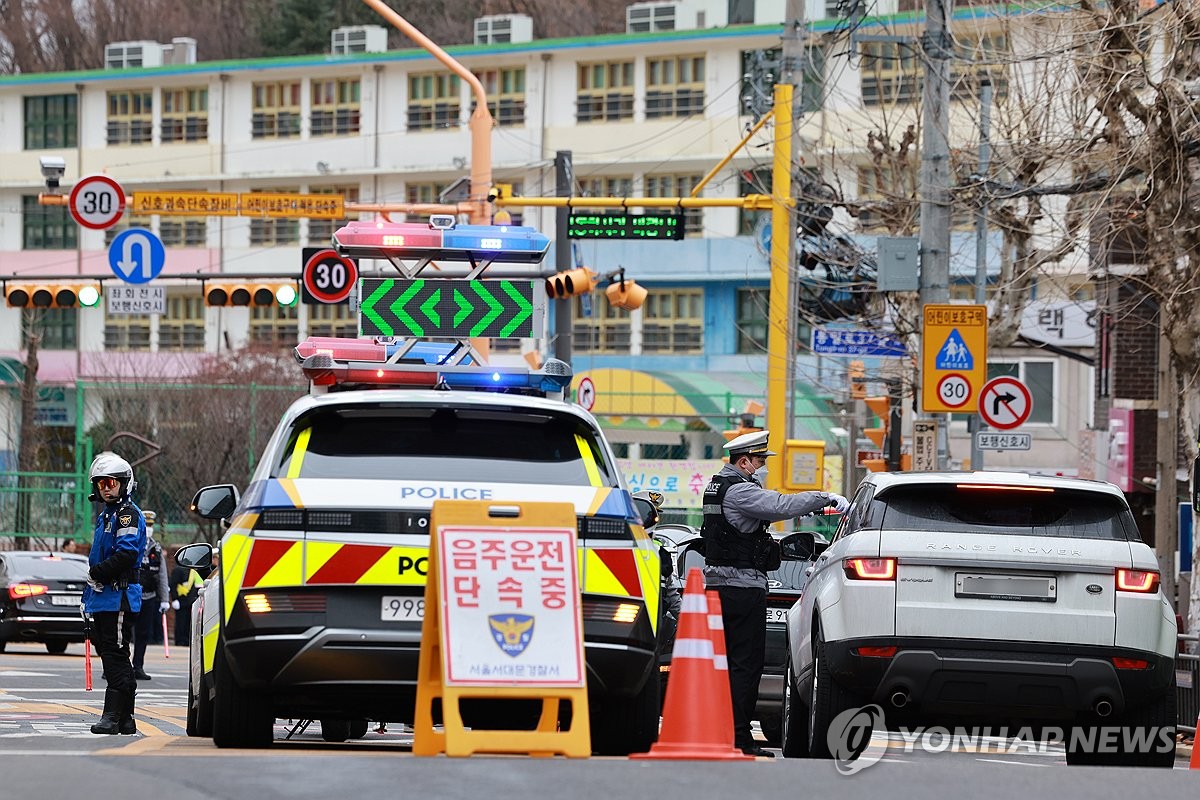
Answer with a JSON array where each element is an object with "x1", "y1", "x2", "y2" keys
[{"x1": 782, "y1": 471, "x2": 1178, "y2": 766}]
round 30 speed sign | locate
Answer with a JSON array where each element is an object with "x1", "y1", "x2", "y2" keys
[
  {"x1": 303, "y1": 249, "x2": 358, "y2": 304},
  {"x1": 936, "y1": 373, "x2": 972, "y2": 409},
  {"x1": 69, "y1": 175, "x2": 126, "y2": 230}
]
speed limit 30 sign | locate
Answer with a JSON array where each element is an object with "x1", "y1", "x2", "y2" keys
[
  {"x1": 935, "y1": 373, "x2": 972, "y2": 409},
  {"x1": 302, "y1": 248, "x2": 358, "y2": 304},
  {"x1": 69, "y1": 175, "x2": 126, "y2": 230}
]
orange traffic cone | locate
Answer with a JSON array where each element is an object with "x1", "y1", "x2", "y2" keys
[
  {"x1": 706, "y1": 590, "x2": 737, "y2": 740},
  {"x1": 1190, "y1": 716, "x2": 1199, "y2": 769},
  {"x1": 632, "y1": 568, "x2": 753, "y2": 760}
]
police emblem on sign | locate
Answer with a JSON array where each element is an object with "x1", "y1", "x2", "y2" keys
[
  {"x1": 488, "y1": 614, "x2": 535, "y2": 658},
  {"x1": 119, "y1": 514, "x2": 132, "y2": 526}
]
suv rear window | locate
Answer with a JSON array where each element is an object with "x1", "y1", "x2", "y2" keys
[
  {"x1": 275, "y1": 404, "x2": 617, "y2": 487},
  {"x1": 876, "y1": 485, "x2": 1139, "y2": 541}
]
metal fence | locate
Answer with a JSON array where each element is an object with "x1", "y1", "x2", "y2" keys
[{"x1": 1180, "y1": 634, "x2": 1199, "y2": 735}]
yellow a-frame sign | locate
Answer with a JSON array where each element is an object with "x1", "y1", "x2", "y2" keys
[{"x1": 413, "y1": 499, "x2": 591, "y2": 757}]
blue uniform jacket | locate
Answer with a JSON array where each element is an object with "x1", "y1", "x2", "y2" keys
[{"x1": 83, "y1": 501, "x2": 147, "y2": 614}]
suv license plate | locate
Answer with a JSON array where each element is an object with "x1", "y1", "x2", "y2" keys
[
  {"x1": 955, "y1": 573, "x2": 1056, "y2": 602},
  {"x1": 381, "y1": 596, "x2": 425, "y2": 621},
  {"x1": 51, "y1": 594, "x2": 82, "y2": 606},
  {"x1": 765, "y1": 607, "x2": 788, "y2": 624}
]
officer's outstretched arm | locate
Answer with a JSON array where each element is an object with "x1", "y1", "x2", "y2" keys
[{"x1": 726, "y1": 483, "x2": 833, "y2": 521}]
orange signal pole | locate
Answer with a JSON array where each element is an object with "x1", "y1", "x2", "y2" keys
[{"x1": 360, "y1": 0, "x2": 493, "y2": 225}]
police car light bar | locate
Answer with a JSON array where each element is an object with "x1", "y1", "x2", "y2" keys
[
  {"x1": 333, "y1": 220, "x2": 551, "y2": 265},
  {"x1": 294, "y1": 336, "x2": 475, "y2": 367}
]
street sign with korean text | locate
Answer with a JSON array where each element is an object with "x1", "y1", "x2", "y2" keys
[
  {"x1": 978, "y1": 376, "x2": 1033, "y2": 430},
  {"x1": 921, "y1": 304, "x2": 988, "y2": 413},
  {"x1": 358, "y1": 278, "x2": 543, "y2": 339},
  {"x1": 108, "y1": 228, "x2": 165, "y2": 284},
  {"x1": 811, "y1": 328, "x2": 907, "y2": 358},
  {"x1": 912, "y1": 419, "x2": 938, "y2": 471},
  {"x1": 131, "y1": 191, "x2": 239, "y2": 216},
  {"x1": 69, "y1": 175, "x2": 126, "y2": 230},
  {"x1": 107, "y1": 285, "x2": 166, "y2": 315},
  {"x1": 976, "y1": 432, "x2": 1032, "y2": 451},
  {"x1": 241, "y1": 192, "x2": 345, "y2": 220}
]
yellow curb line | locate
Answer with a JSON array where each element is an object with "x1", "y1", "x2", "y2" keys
[
  {"x1": 56, "y1": 703, "x2": 168, "y2": 737},
  {"x1": 96, "y1": 735, "x2": 178, "y2": 755}
]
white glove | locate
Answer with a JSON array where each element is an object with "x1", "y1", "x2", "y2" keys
[
  {"x1": 159, "y1": 601, "x2": 169, "y2": 613},
  {"x1": 828, "y1": 493, "x2": 850, "y2": 514},
  {"x1": 171, "y1": 600, "x2": 181, "y2": 610},
  {"x1": 86, "y1": 577, "x2": 104, "y2": 592}
]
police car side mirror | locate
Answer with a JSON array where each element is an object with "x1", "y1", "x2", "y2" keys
[
  {"x1": 190, "y1": 484, "x2": 239, "y2": 521},
  {"x1": 175, "y1": 542, "x2": 214, "y2": 573}
]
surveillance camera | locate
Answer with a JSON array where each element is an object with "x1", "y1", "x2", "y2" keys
[
  {"x1": 428, "y1": 214, "x2": 456, "y2": 230},
  {"x1": 39, "y1": 156, "x2": 66, "y2": 190}
]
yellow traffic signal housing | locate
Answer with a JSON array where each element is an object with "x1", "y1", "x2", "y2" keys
[
  {"x1": 849, "y1": 360, "x2": 866, "y2": 400},
  {"x1": 205, "y1": 282, "x2": 298, "y2": 307},
  {"x1": 6, "y1": 283, "x2": 102, "y2": 309},
  {"x1": 605, "y1": 279, "x2": 647, "y2": 311},
  {"x1": 863, "y1": 395, "x2": 890, "y2": 450},
  {"x1": 862, "y1": 453, "x2": 911, "y2": 473},
  {"x1": 545, "y1": 268, "x2": 596, "y2": 300}
]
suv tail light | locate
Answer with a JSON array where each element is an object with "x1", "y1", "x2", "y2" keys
[
  {"x1": 844, "y1": 558, "x2": 896, "y2": 580},
  {"x1": 1116, "y1": 568, "x2": 1159, "y2": 593},
  {"x1": 9, "y1": 583, "x2": 48, "y2": 599}
]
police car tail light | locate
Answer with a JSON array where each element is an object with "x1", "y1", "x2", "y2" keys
[
  {"x1": 8, "y1": 583, "x2": 49, "y2": 599},
  {"x1": 843, "y1": 558, "x2": 896, "y2": 581},
  {"x1": 1116, "y1": 568, "x2": 1159, "y2": 593},
  {"x1": 244, "y1": 593, "x2": 273, "y2": 613},
  {"x1": 613, "y1": 603, "x2": 640, "y2": 623}
]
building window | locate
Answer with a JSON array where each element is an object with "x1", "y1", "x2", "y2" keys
[
  {"x1": 575, "y1": 176, "x2": 633, "y2": 211},
  {"x1": 644, "y1": 173, "x2": 703, "y2": 235},
  {"x1": 249, "y1": 304, "x2": 299, "y2": 347},
  {"x1": 311, "y1": 78, "x2": 361, "y2": 136},
  {"x1": 645, "y1": 55, "x2": 705, "y2": 119},
  {"x1": 24, "y1": 94, "x2": 77, "y2": 150},
  {"x1": 308, "y1": 185, "x2": 360, "y2": 245},
  {"x1": 160, "y1": 219, "x2": 207, "y2": 247},
  {"x1": 22, "y1": 309, "x2": 77, "y2": 350},
  {"x1": 408, "y1": 72, "x2": 460, "y2": 131},
  {"x1": 104, "y1": 213, "x2": 153, "y2": 247},
  {"x1": 159, "y1": 296, "x2": 206, "y2": 351},
  {"x1": 737, "y1": 288, "x2": 769, "y2": 354},
  {"x1": 989, "y1": 361, "x2": 1055, "y2": 425},
  {"x1": 950, "y1": 33, "x2": 1008, "y2": 102},
  {"x1": 577, "y1": 61, "x2": 634, "y2": 123},
  {"x1": 106, "y1": 90, "x2": 153, "y2": 145},
  {"x1": 161, "y1": 87, "x2": 208, "y2": 143},
  {"x1": 104, "y1": 310, "x2": 151, "y2": 351},
  {"x1": 248, "y1": 188, "x2": 300, "y2": 245},
  {"x1": 737, "y1": 167, "x2": 771, "y2": 236},
  {"x1": 405, "y1": 182, "x2": 449, "y2": 205},
  {"x1": 23, "y1": 195, "x2": 76, "y2": 249},
  {"x1": 860, "y1": 40, "x2": 921, "y2": 106},
  {"x1": 475, "y1": 67, "x2": 525, "y2": 126},
  {"x1": 642, "y1": 288, "x2": 703, "y2": 353},
  {"x1": 252, "y1": 81, "x2": 301, "y2": 139},
  {"x1": 307, "y1": 302, "x2": 357, "y2": 338},
  {"x1": 573, "y1": 295, "x2": 631, "y2": 353}
]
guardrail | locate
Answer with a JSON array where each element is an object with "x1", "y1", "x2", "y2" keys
[{"x1": 1180, "y1": 634, "x2": 1198, "y2": 736}]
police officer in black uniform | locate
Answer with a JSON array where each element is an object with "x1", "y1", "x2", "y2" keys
[{"x1": 701, "y1": 430, "x2": 848, "y2": 757}]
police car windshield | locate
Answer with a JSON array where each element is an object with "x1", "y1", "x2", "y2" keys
[{"x1": 275, "y1": 405, "x2": 617, "y2": 487}]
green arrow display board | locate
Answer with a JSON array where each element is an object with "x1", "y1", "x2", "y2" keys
[{"x1": 358, "y1": 278, "x2": 544, "y2": 339}]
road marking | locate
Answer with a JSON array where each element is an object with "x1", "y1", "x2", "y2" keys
[
  {"x1": 96, "y1": 735, "x2": 176, "y2": 756},
  {"x1": 0, "y1": 671, "x2": 56, "y2": 677},
  {"x1": 975, "y1": 758, "x2": 1050, "y2": 767}
]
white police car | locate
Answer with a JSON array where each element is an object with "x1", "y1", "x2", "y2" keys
[{"x1": 781, "y1": 471, "x2": 1178, "y2": 766}]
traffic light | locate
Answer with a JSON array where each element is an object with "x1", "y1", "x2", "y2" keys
[
  {"x1": 605, "y1": 278, "x2": 647, "y2": 311},
  {"x1": 849, "y1": 360, "x2": 866, "y2": 400},
  {"x1": 205, "y1": 282, "x2": 298, "y2": 307},
  {"x1": 6, "y1": 283, "x2": 102, "y2": 309},
  {"x1": 862, "y1": 395, "x2": 890, "y2": 472},
  {"x1": 723, "y1": 401, "x2": 764, "y2": 443},
  {"x1": 545, "y1": 268, "x2": 596, "y2": 300}
]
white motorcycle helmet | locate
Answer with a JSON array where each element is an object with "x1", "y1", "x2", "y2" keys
[{"x1": 88, "y1": 451, "x2": 136, "y2": 501}]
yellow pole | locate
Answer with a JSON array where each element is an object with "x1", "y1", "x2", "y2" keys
[
  {"x1": 689, "y1": 112, "x2": 772, "y2": 198},
  {"x1": 765, "y1": 84, "x2": 793, "y2": 495}
]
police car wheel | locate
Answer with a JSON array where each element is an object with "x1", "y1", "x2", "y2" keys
[
  {"x1": 211, "y1": 640, "x2": 273, "y2": 748},
  {"x1": 348, "y1": 719, "x2": 369, "y2": 740},
  {"x1": 186, "y1": 669, "x2": 213, "y2": 738},
  {"x1": 320, "y1": 719, "x2": 351, "y2": 743},
  {"x1": 590, "y1": 674, "x2": 660, "y2": 756}
]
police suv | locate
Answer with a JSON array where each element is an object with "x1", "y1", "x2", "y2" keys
[
  {"x1": 177, "y1": 335, "x2": 662, "y2": 753},
  {"x1": 781, "y1": 471, "x2": 1178, "y2": 766}
]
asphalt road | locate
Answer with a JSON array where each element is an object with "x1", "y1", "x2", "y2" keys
[{"x1": 1, "y1": 641, "x2": 1195, "y2": 799}]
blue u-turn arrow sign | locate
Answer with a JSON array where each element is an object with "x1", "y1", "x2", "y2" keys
[{"x1": 108, "y1": 228, "x2": 165, "y2": 284}]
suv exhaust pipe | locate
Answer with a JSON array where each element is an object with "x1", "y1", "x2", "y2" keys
[
  {"x1": 1093, "y1": 698, "x2": 1113, "y2": 717},
  {"x1": 890, "y1": 689, "x2": 910, "y2": 709}
]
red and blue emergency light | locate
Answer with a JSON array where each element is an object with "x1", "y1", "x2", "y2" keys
[{"x1": 333, "y1": 220, "x2": 550, "y2": 264}]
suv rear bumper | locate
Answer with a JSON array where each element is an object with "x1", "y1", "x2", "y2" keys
[{"x1": 825, "y1": 637, "x2": 1174, "y2": 718}]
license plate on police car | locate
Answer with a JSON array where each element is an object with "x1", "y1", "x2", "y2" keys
[
  {"x1": 381, "y1": 596, "x2": 425, "y2": 621},
  {"x1": 51, "y1": 594, "x2": 81, "y2": 606},
  {"x1": 765, "y1": 607, "x2": 788, "y2": 624}
]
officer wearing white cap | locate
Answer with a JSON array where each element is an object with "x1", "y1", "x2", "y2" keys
[{"x1": 701, "y1": 429, "x2": 848, "y2": 757}]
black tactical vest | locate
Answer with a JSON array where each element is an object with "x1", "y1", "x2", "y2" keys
[{"x1": 700, "y1": 473, "x2": 771, "y2": 569}]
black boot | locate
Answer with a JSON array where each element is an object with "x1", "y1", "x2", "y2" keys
[
  {"x1": 119, "y1": 690, "x2": 137, "y2": 734},
  {"x1": 91, "y1": 712, "x2": 120, "y2": 734}
]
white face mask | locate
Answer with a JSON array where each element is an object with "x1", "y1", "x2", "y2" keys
[{"x1": 753, "y1": 465, "x2": 769, "y2": 484}]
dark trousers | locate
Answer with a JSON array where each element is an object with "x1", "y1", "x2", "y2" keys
[
  {"x1": 94, "y1": 608, "x2": 136, "y2": 718},
  {"x1": 174, "y1": 596, "x2": 195, "y2": 646},
  {"x1": 131, "y1": 600, "x2": 159, "y2": 670},
  {"x1": 715, "y1": 585, "x2": 767, "y2": 749}
]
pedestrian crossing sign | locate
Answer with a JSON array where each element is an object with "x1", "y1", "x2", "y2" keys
[
  {"x1": 921, "y1": 304, "x2": 987, "y2": 413},
  {"x1": 934, "y1": 329, "x2": 974, "y2": 370}
]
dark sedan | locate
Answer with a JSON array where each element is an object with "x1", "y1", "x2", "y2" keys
[{"x1": 0, "y1": 551, "x2": 90, "y2": 654}]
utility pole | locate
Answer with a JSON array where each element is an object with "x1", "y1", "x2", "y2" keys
[
  {"x1": 1156, "y1": 327, "x2": 1178, "y2": 611},
  {"x1": 554, "y1": 151, "x2": 573, "y2": 363},
  {"x1": 919, "y1": 0, "x2": 953, "y2": 468},
  {"x1": 969, "y1": 78, "x2": 993, "y2": 472},
  {"x1": 764, "y1": 83, "x2": 794, "y2": 494},
  {"x1": 779, "y1": 0, "x2": 808, "y2": 441}
]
